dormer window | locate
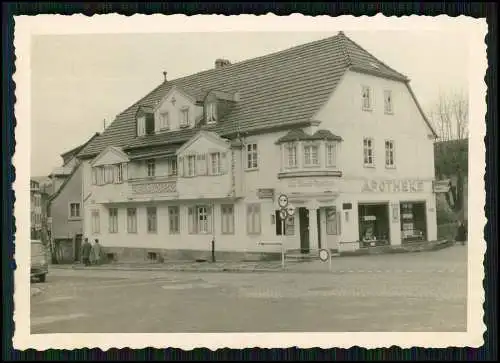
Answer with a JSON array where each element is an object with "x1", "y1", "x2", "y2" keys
[
  {"x1": 180, "y1": 107, "x2": 190, "y2": 128},
  {"x1": 137, "y1": 116, "x2": 146, "y2": 136},
  {"x1": 206, "y1": 103, "x2": 217, "y2": 124},
  {"x1": 159, "y1": 111, "x2": 170, "y2": 130}
]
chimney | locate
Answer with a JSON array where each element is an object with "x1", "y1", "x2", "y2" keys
[
  {"x1": 215, "y1": 59, "x2": 231, "y2": 69},
  {"x1": 163, "y1": 71, "x2": 167, "y2": 82}
]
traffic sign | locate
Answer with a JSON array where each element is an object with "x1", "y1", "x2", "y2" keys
[
  {"x1": 279, "y1": 209, "x2": 288, "y2": 220},
  {"x1": 319, "y1": 249, "x2": 330, "y2": 262},
  {"x1": 278, "y1": 194, "x2": 289, "y2": 208},
  {"x1": 286, "y1": 204, "x2": 296, "y2": 217}
]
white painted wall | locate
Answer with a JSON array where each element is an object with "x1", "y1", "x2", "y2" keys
[{"x1": 154, "y1": 88, "x2": 203, "y2": 132}]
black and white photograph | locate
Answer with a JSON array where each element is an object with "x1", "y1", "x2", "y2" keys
[{"x1": 14, "y1": 14, "x2": 486, "y2": 349}]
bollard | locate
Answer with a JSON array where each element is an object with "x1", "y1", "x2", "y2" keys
[{"x1": 211, "y1": 238, "x2": 216, "y2": 263}]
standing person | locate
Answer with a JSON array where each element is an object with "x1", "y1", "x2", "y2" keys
[
  {"x1": 456, "y1": 220, "x2": 467, "y2": 246},
  {"x1": 91, "y1": 239, "x2": 102, "y2": 265},
  {"x1": 81, "y1": 238, "x2": 92, "y2": 266}
]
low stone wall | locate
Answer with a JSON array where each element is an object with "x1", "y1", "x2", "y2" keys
[
  {"x1": 100, "y1": 246, "x2": 282, "y2": 264},
  {"x1": 339, "y1": 240, "x2": 453, "y2": 257},
  {"x1": 438, "y1": 223, "x2": 458, "y2": 241}
]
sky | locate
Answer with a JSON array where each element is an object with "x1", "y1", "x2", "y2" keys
[{"x1": 30, "y1": 30, "x2": 469, "y2": 177}]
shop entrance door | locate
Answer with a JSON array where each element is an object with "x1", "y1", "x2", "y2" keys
[{"x1": 299, "y1": 207, "x2": 310, "y2": 253}]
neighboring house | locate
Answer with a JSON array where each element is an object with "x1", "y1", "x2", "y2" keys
[
  {"x1": 30, "y1": 179, "x2": 43, "y2": 239},
  {"x1": 76, "y1": 32, "x2": 439, "y2": 262},
  {"x1": 47, "y1": 133, "x2": 100, "y2": 263}
]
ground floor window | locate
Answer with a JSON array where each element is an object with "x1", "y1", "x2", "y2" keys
[
  {"x1": 147, "y1": 207, "x2": 157, "y2": 233},
  {"x1": 108, "y1": 208, "x2": 118, "y2": 233},
  {"x1": 247, "y1": 204, "x2": 261, "y2": 235},
  {"x1": 325, "y1": 207, "x2": 340, "y2": 235},
  {"x1": 188, "y1": 205, "x2": 212, "y2": 234},
  {"x1": 127, "y1": 208, "x2": 137, "y2": 233},
  {"x1": 358, "y1": 203, "x2": 390, "y2": 247},
  {"x1": 400, "y1": 201, "x2": 427, "y2": 242},
  {"x1": 168, "y1": 206, "x2": 180, "y2": 234},
  {"x1": 221, "y1": 204, "x2": 235, "y2": 234}
]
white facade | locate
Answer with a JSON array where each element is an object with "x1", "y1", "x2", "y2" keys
[{"x1": 81, "y1": 69, "x2": 437, "y2": 260}]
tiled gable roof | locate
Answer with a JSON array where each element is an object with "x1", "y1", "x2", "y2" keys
[
  {"x1": 78, "y1": 32, "x2": 408, "y2": 159},
  {"x1": 309, "y1": 129, "x2": 343, "y2": 141},
  {"x1": 276, "y1": 128, "x2": 342, "y2": 144}
]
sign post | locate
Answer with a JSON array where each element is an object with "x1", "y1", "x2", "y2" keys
[
  {"x1": 319, "y1": 248, "x2": 332, "y2": 272},
  {"x1": 277, "y1": 194, "x2": 291, "y2": 270}
]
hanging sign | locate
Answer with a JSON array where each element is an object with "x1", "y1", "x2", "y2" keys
[
  {"x1": 286, "y1": 204, "x2": 296, "y2": 217},
  {"x1": 279, "y1": 209, "x2": 288, "y2": 220}
]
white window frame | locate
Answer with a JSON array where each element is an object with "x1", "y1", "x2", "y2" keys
[
  {"x1": 209, "y1": 152, "x2": 221, "y2": 175},
  {"x1": 326, "y1": 207, "x2": 340, "y2": 235},
  {"x1": 147, "y1": 207, "x2": 157, "y2": 233},
  {"x1": 114, "y1": 164, "x2": 124, "y2": 183},
  {"x1": 137, "y1": 116, "x2": 146, "y2": 136},
  {"x1": 363, "y1": 137, "x2": 375, "y2": 167},
  {"x1": 303, "y1": 143, "x2": 320, "y2": 167},
  {"x1": 188, "y1": 205, "x2": 213, "y2": 234},
  {"x1": 206, "y1": 103, "x2": 217, "y2": 124},
  {"x1": 159, "y1": 111, "x2": 170, "y2": 130},
  {"x1": 362, "y1": 85, "x2": 372, "y2": 111},
  {"x1": 91, "y1": 168, "x2": 97, "y2": 185},
  {"x1": 180, "y1": 107, "x2": 190, "y2": 127},
  {"x1": 246, "y1": 203, "x2": 261, "y2": 235},
  {"x1": 245, "y1": 143, "x2": 258, "y2": 170},
  {"x1": 326, "y1": 142, "x2": 337, "y2": 168},
  {"x1": 108, "y1": 208, "x2": 118, "y2": 233},
  {"x1": 127, "y1": 208, "x2": 137, "y2": 233},
  {"x1": 146, "y1": 159, "x2": 156, "y2": 177},
  {"x1": 187, "y1": 155, "x2": 196, "y2": 177},
  {"x1": 68, "y1": 202, "x2": 81, "y2": 219},
  {"x1": 221, "y1": 204, "x2": 235, "y2": 234},
  {"x1": 285, "y1": 142, "x2": 298, "y2": 168},
  {"x1": 168, "y1": 157, "x2": 178, "y2": 176},
  {"x1": 384, "y1": 90, "x2": 393, "y2": 114},
  {"x1": 168, "y1": 206, "x2": 180, "y2": 234},
  {"x1": 385, "y1": 140, "x2": 396, "y2": 168}
]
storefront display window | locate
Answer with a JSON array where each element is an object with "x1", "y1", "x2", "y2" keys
[
  {"x1": 358, "y1": 203, "x2": 390, "y2": 247},
  {"x1": 400, "y1": 202, "x2": 427, "y2": 242}
]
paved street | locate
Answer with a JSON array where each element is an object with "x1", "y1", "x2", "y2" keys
[{"x1": 31, "y1": 245, "x2": 467, "y2": 333}]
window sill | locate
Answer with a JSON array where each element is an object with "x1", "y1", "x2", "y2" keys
[
  {"x1": 385, "y1": 165, "x2": 396, "y2": 169},
  {"x1": 278, "y1": 169, "x2": 342, "y2": 179},
  {"x1": 127, "y1": 231, "x2": 138, "y2": 234},
  {"x1": 363, "y1": 164, "x2": 376, "y2": 169},
  {"x1": 384, "y1": 111, "x2": 394, "y2": 115},
  {"x1": 68, "y1": 217, "x2": 82, "y2": 221},
  {"x1": 245, "y1": 168, "x2": 259, "y2": 172},
  {"x1": 362, "y1": 107, "x2": 373, "y2": 112}
]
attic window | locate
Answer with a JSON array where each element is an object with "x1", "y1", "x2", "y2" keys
[
  {"x1": 206, "y1": 103, "x2": 217, "y2": 124},
  {"x1": 180, "y1": 107, "x2": 190, "y2": 128}
]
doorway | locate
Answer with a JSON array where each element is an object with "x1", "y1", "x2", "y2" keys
[
  {"x1": 74, "y1": 234, "x2": 82, "y2": 262},
  {"x1": 400, "y1": 201, "x2": 427, "y2": 242},
  {"x1": 299, "y1": 207, "x2": 310, "y2": 253}
]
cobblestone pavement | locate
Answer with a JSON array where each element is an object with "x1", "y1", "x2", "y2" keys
[{"x1": 30, "y1": 245, "x2": 467, "y2": 333}]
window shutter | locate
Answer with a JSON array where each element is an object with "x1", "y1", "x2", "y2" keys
[
  {"x1": 188, "y1": 207, "x2": 194, "y2": 233},
  {"x1": 197, "y1": 153, "x2": 207, "y2": 175},
  {"x1": 178, "y1": 157, "x2": 184, "y2": 177},
  {"x1": 122, "y1": 163, "x2": 128, "y2": 181},
  {"x1": 154, "y1": 113, "x2": 160, "y2": 133},
  {"x1": 207, "y1": 206, "x2": 213, "y2": 234},
  {"x1": 246, "y1": 205, "x2": 252, "y2": 234},
  {"x1": 337, "y1": 211, "x2": 342, "y2": 235},
  {"x1": 91, "y1": 168, "x2": 97, "y2": 185},
  {"x1": 220, "y1": 152, "x2": 227, "y2": 174}
]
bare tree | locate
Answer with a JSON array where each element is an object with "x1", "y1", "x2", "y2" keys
[
  {"x1": 428, "y1": 90, "x2": 469, "y2": 141},
  {"x1": 429, "y1": 90, "x2": 469, "y2": 222}
]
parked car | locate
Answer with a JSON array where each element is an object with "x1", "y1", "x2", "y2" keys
[{"x1": 31, "y1": 239, "x2": 48, "y2": 282}]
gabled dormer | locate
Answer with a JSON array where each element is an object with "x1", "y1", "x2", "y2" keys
[
  {"x1": 202, "y1": 90, "x2": 240, "y2": 127},
  {"x1": 152, "y1": 85, "x2": 205, "y2": 133}
]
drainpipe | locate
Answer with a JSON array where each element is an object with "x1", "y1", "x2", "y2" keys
[{"x1": 211, "y1": 201, "x2": 216, "y2": 263}]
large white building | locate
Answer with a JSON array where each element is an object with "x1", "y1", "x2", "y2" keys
[{"x1": 77, "y1": 32, "x2": 439, "y2": 262}]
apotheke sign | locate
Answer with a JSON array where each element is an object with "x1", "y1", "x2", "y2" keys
[{"x1": 362, "y1": 179, "x2": 425, "y2": 193}]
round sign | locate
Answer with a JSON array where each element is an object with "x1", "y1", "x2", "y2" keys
[
  {"x1": 319, "y1": 249, "x2": 330, "y2": 262},
  {"x1": 279, "y1": 210, "x2": 288, "y2": 220},
  {"x1": 286, "y1": 204, "x2": 296, "y2": 217},
  {"x1": 278, "y1": 194, "x2": 289, "y2": 208}
]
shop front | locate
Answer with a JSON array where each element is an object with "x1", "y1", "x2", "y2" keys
[
  {"x1": 400, "y1": 201, "x2": 427, "y2": 243},
  {"x1": 358, "y1": 203, "x2": 390, "y2": 247}
]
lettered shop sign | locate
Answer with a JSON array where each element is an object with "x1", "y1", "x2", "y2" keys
[{"x1": 362, "y1": 179, "x2": 425, "y2": 193}]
